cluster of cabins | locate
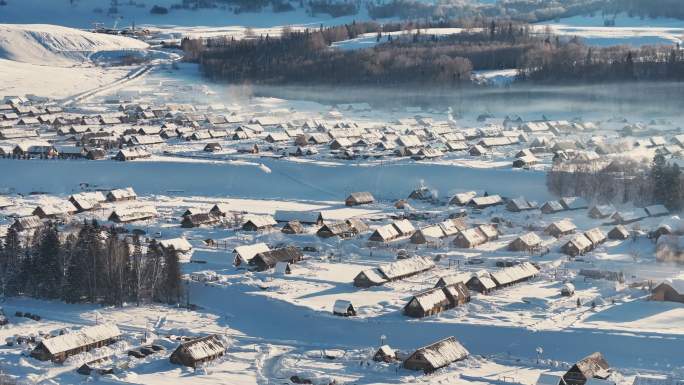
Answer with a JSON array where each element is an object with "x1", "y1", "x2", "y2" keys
[
  {"x1": 29, "y1": 321, "x2": 228, "y2": 370},
  {"x1": 18, "y1": 187, "x2": 158, "y2": 226}
]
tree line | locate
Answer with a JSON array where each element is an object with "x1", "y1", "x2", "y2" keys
[
  {"x1": 185, "y1": 17, "x2": 684, "y2": 86},
  {"x1": 547, "y1": 154, "x2": 682, "y2": 210},
  {"x1": 185, "y1": 19, "x2": 534, "y2": 86},
  {"x1": 0, "y1": 221, "x2": 183, "y2": 307}
]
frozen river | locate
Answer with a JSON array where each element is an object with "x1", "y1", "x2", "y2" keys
[{"x1": 0, "y1": 158, "x2": 551, "y2": 202}]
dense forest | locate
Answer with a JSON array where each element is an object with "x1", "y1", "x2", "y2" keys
[
  {"x1": 184, "y1": 19, "x2": 684, "y2": 86},
  {"x1": 0, "y1": 221, "x2": 183, "y2": 307},
  {"x1": 547, "y1": 155, "x2": 683, "y2": 210}
]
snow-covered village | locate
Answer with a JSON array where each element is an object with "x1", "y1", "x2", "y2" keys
[{"x1": 2, "y1": 0, "x2": 684, "y2": 384}]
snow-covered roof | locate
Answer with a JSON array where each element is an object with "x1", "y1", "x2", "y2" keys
[
  {"x1": 178, "y1": 334, "x2": 226, "y2": 361},
  {"x1": 412, "y1": 336, "x2": 469, "y2": 369},
  {"x1": 233, "y1": 243, "x2": 270, "y2": 264},
  {"x1": 410, "y1": 287, "x2": 450, "y2": 311},
  {"x1": 108, "y1": 187, "x2": 136, "y2": 200},
  {"x1": 392, "y1": 219, "x2": 415, "y2": 235},
  {"x1": 243, "y1": 214, "x2": 277, "y2": 228},
  {"x1": 333, "y1": 299, "x2": 353, "y2": 314},
  {"x1": 39, "y1": 323, "x2": 121, "y2": 355},
  {"x1": 379, "y1": 256, "x2": 435, "y2": 280},
  {"x1": 159, "y1": 238, "x2": 192, "y2": 253},
  {"x1": 536, "y1": 373, "x2": 565, "y2": 385}
]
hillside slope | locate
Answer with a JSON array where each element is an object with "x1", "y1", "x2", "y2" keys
[{"x1": 0, "y1": 23, "x2": 148, "y2": 65}]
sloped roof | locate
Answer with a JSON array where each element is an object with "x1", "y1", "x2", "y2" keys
[
  {"x1": 379, "y1": 256, "x2": 435, "y2": 280},
  {"x1": 177, "y1": 334, "x2": 226, "y2": 361},
  {"x1": 159, "y1": 238, "x2": 192, "y2": 252},
  {"x1": 40, "y1": 323, "x2": 121, "y2": 355},
  {"x1": 411, "y1": 336, "x2": 469, "y2": 369},
  {"x1": 233, "y1": 243, "x2": 270, "y2": 263}
]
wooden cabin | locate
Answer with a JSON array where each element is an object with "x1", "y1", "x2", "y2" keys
[
  {"x1": 181, "y1": 213, "x2": 220, "y2": 228},
  {"x1": 563, "y1": 352, "x2": 611, "y2": 385},
  {"x1": 345, "y1": 192, "x2": 375, "y2": 206},
  {"x1": 508, "y1": 232, "x2": 543, "y2": 252},
  {"x1": 249, "y1": 246, "x2": 303, "y2": 271},
  {"x1": 282, "y1": 220, "x2": 304, "y2": 234},
  {"x1": 169, "y1": 334, "x2": 226, "y2": 368},
  {"x1": 608, "y1": 225, "x2": 630, "y2": 240},
  {"x1": 242, "y1": 215, "x2": 277, "y2": 232},
  {"x1": 373, "y1": 345, "x2": 396, "y2": 363},
  {"x1": 403, "y1": 337, "x2": 469, "y2": 373},
  {"x1": 545, "y1": 219, "x2": 577, "y2": 238},
  {"x1": 107, "y1": 187, "x2": 137, "y2": 202},
  {"x1": 31, "y1": 324, "x2": 121, "y2": 363},
  {"x1": 651, "y1": 280, "x2": 684, "y2": 304}
]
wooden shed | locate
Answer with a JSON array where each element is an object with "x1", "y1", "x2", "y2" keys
[
  {"x1": 545, "y1": 219, "x2": 577, "y2": 238},
  {"x1": 332, "y1": 299, "x2": 356, "y2": 316},
  {"x1": 561, "y1": 234, "x2": 594, "y2": 257},
  {"x1": 169, "y1": 334, "x2": 226, "y2": 368}
]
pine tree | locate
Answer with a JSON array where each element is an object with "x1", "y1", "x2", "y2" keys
[
  {"x1": 35, "y1": 222, "x2": 62, "y2": 299},
  {"x1": 4, "y1": 226, "x2": 22, "y2": 296},
  {"x1": 162, "y1": 249, "x2": 183, "y2": 304},
  {"x1": 63, "y1": 223, "x2": 92, "y2": 303}
]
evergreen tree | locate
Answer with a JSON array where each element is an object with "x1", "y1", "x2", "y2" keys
[
  {"x1": 162, "y1": 249, "x2": 183, "y2": 304},
  {"x1": 35, "y1": 222, "x2": 62, "y2": 299}
]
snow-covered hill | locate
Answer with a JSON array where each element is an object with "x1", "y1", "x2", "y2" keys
[{"x1": 0, "y1": 23, "x2": 148, "y2": 65}]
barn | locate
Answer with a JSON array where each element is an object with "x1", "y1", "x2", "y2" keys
[
  {"x1": 345, "y1": 192, "x2": 375, "y2": 206},
  {"x1": 563, "y1": 352, "x2": 611, "y2": 385},
  {"x1": 169, "y1": 334, "x2": 226, "y2": 368},
  {"x1": 403, "y1": 336, "x2": 469, "y2": 373},
  {"x1": 31, "y1": 323, "x2": 121, "y2": 363}
]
